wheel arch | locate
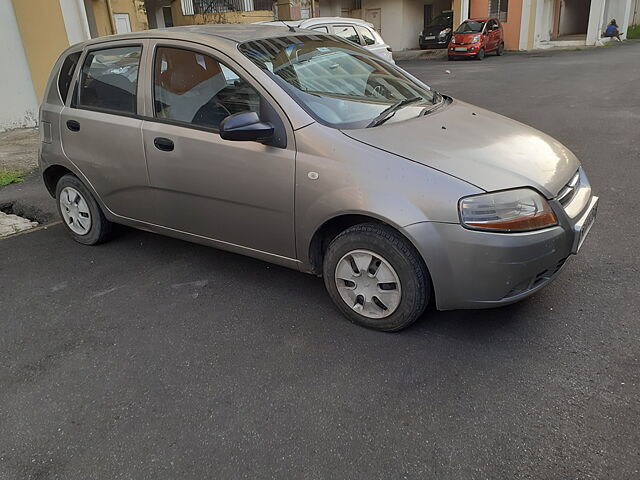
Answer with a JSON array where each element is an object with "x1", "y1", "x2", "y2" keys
[
  {"x1": 43, "y1": 164, "x2": 74, "y2": 197},
  {"x1": 306, "y1": 213, "x2": 431, "y2": 284}
]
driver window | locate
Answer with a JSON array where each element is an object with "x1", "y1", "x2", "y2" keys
[{"x1": 154, "y1": 47, "x2": 260, "y2": 130}]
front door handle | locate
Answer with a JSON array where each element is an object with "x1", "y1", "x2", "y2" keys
[
  {"x1": 66, "y1": 120, "x2": 80, "y2": 132},
  {"x1": 154, "y1": 137, "x2": 174, "y2": 152}
]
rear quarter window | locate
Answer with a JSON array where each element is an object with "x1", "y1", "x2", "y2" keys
[{"x1": 58, "y1": 52, "x2": 81, "y2": 103}]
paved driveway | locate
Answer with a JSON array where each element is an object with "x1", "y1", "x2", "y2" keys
[{"x1": 1, "y1": 43, "x2": 639, "y2": 479}]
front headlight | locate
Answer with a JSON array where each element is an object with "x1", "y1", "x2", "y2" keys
[
  {"x1": 459, "y1": 189, "x2": 558, "y2": 232},
  {"x1": 472, "y1": 35, "x2": 481, "y2": 43},
  {"x1": 439, "y1": 28, "x2": 452, "y2": 37}
]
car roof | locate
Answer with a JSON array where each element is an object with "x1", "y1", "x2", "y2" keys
[
  {"x1": 73, "y1": 24, "x2": 316, "y2": 49},
  {"x1": 259, "y1": 16, "x2": 374, "y2": 28}
]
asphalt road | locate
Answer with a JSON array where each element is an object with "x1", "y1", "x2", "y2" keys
[{"x1": 1, "y1": 43, "x2": 639, "y2": 479}]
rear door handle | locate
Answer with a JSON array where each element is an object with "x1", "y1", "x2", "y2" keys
[
  {"x1": 154, "y1": 137, "x2": 174, "y2": 152},
  {"x1": 66, "y1": 120, "x2": 80, "y2": 132}
]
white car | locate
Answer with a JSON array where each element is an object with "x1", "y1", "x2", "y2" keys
[{"x1": 257, "y1": 17, "x2": 395, "y2": 64}]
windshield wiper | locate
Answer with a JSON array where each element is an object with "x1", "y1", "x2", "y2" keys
[
  {"x1": 420, "y1": 91, "x2": 445, "y2": 116},
  {"x1": 366, "y1": 96, "x2": 422, "y2": 128}
]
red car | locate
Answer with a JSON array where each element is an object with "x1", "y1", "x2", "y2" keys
[{"x1": 448, "y1": 17, "x2": 504, "y2": 60}]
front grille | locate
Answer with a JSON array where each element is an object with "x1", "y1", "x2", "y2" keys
[{"x1": 557, "y1": 170, "x2": 580, "y2": 206}]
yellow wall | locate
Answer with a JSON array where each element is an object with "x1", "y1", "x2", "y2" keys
[
  {"x1": 92, "y1": 0, "x2": 114, "y2": 36},
  {"x1": 11, "y1": 0, "x2": 70, "y2": 101},
  {"x1": 92, "y1": 0, "x2": 149, "y2": 35},
  {"x1": 111, "y1": 0, "x2": 149, "y2": 31},
  {"x1": 452, "y1": 0, "x2": 463, "y2": 26}
]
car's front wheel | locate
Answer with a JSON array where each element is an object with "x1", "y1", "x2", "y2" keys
[
  {"x1": 56, "y1": 174, "x2": 113, "y2": 245},
  {"x1": 476, "y1": 48, "x2": 485, "y2": 60},
  {"x1": 323, "y1": 223, "x2": 430, "y2": 331}
]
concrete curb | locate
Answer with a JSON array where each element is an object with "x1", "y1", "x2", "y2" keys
[{"x1": 393, "y1": 49, "x2": 448, "y2": 61}]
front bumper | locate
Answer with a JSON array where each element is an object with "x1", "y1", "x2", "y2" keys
[
  {"x1": 403, "y1": 170, "x2": 598, "y2": 310},
  {"x1": 448, "y1": 44, "x2": 481, "y2": 56},
  {"x1": 420, "y1": 36, "x2": 450, "y2": 48}
]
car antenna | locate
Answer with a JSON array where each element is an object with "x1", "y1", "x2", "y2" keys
[{"x1": 279, "y1": 20, "x2": 295, "y2": 32}]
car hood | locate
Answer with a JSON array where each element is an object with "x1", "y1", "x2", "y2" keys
[
  {"x1": 341, "y1": 100, "x2": 579, "y2": 198},
  {"x1": 453, "y1": 33, "x2": 481, "y2": 42}
]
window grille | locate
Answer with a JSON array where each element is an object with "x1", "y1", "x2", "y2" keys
[{"x1": 488, "y1": 0, "x2": 508, "y2": 22}]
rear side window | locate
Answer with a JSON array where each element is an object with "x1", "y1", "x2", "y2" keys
[
  {"x1": 356, "y1": 26, "x2": 376, "y2": 45},
  {"x1": 310, "y1": 25, "x2": 329, "y2": 33},
  {"x1": 58, "y1": 52, "x2": 81, "y2": 103},
  {"x1": 77, "y1": 46, "x2": 142, "y2": 114},
  {"x1": 334, "y1": 25, "x2": 361, "y2": 45}
]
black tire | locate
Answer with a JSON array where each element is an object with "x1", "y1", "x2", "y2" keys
[
  {"x1": 496, "y1": 43, "x2": 504, "y2": 56},
  {"x1": 448, "y1": 55, "x2": 455, "y2": 61},
  {"x1": 55, "y1": 174, "x2": 113, "y2": 245},
  {"x1": 476, "y1": 48, "x2": 485, "y2": 60},
  {"x1": 322, "y1": 223, "x2": 430, "y2": 332}
]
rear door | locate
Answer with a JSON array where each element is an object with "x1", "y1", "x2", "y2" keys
[
  {"x1": 60, "y1": 40, "x2": 150, "y2": 221},
  {"x1": 140, "y1": 41, "x2": 296, "y2": 259}
]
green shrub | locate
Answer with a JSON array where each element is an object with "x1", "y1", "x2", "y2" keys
[{"x1": 628, "y1": 25, "x2": 640, "y2": 39}]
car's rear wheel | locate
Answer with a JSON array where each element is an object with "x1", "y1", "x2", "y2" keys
[
  {"x1": 322, "y1": 223, "x2": 430, "y2": 331},
  {"x1": 496, "y1": 43, "x2": 505, "y2": 56},
  {"x1": 448, "y1": 55, "x2": 455, "y2": 61},
  {"x1": 476, "y1": 48, "x2": 485, "y2": 60},
  {"x1": 56, "y1": 174, "x2": 113, "y2": 245}
]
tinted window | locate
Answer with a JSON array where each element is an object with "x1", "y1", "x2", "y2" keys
[
  {"x1": 356, "y1": 26, "x2": 376, "y2": 45},
  {"x1": 334, "y1": 25, "x2": 361, "y2": 44},
  {"x1": 311, "y1": 25, "x2": 329, "y2": 33},
  {"x1": 58, "y1": 52, "x2": 81, "y2": 103},
  {"x1": 154, "y1": 47, "x2": 260, "y2": 130},
  {"x1": 78, "y1": 46, "x2": 141, "y2": 114}
]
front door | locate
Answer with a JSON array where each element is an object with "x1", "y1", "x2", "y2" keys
[
  {"x1": 141, "y1": 43, "x2": 296, "y2": 259},
  {"x1": 60, "y1": 42, "x2": 149, "y2": 220},
  {"x1": 485, "y1": 20, "x2": 498, "y2": 50}
]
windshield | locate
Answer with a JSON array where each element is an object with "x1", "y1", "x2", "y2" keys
[
  {"x1": 428, "y1": 14, "x2": 453, "y2": 27},
  {"x1": 455, "y1": 21, "x2": 485, "y2": 33},
  {"x1": 238, "y1": 36, "x2": 439, "y2": 129}
]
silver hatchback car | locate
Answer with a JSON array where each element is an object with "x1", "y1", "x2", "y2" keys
[{"x1": 40, "y1": 25, "x2": 598, "y2": 331}]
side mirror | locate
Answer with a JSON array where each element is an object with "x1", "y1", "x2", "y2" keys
[{"x1": 219, "y1": 111, "x2": 274, "y2": 144}]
